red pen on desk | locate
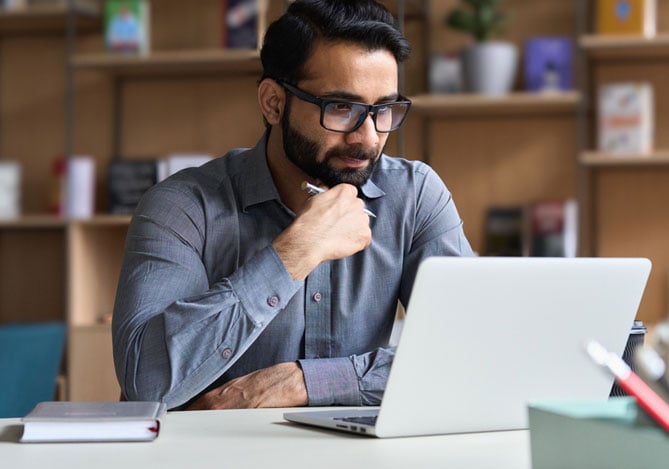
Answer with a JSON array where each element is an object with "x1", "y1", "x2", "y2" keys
[{"x1": 586, "y1": 340, "x2": 669, "y2": 433}]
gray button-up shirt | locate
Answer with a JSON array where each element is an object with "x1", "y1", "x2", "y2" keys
[{"x1": 112, "y1": 133, "x2": 473, "y2": 409}]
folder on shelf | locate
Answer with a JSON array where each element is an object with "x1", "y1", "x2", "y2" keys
[
  {"x1": 596, "y1": 0, "x2": 656, "y2": 37},
  {"x1": 529, "y1": 398, "x2": 669, "y2": 469}
]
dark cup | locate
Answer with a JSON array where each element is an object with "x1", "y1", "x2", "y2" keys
[{"x1": 609, "y1": 320, "x2": 647, "y2": 397}]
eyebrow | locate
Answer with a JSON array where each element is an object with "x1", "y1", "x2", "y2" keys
[{"x1": 319, "y1": 90, "x2": 400, "y2": 104}]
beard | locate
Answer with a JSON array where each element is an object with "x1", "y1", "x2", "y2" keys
[{"x1": 281, "y1": 109, "x2": 380, "y2": 188}]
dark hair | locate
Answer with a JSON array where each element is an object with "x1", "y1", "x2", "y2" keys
[{"x1": 260, "y1": 0, "x2": 411, "y2": 84}]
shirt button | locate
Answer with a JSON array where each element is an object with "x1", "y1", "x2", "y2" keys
[
  {"x1": 312, "y1": 292, "x2": 322, "y2": 302},
  {"x1": 221, "y1": 348, "x2": 233, "y2": 359},
  {"x1": 267, "y1": 295, "x2": 280, "y2": 307}
]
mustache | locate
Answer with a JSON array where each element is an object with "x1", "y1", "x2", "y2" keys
[{"x1": 324, "y1": 145, "x2": 377, "y2": 162}]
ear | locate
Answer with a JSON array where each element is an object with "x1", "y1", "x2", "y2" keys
[{"x1": 258, "y1": 79, "x2": 286, "y2": 126}]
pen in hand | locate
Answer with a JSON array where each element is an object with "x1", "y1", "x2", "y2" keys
[{"x1": 301, "y1": 181, "x2": 376, "y2": 218}]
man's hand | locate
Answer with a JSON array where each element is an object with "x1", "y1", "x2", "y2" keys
[
  {"x1": 186, "y1": 362, "x2": 308, "y2": 410},
  {"x1": 273, "y1": 183, "x2": 372, "y2": 280}
]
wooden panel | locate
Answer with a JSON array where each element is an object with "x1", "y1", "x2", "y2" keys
[
  {"x1": 426, "y1": 114, "x2": 578, "y2": 254},
  {"x1": 0, "y1": 228, "x2": 66, "y2": 323},
  {"x1": 0, "y1": 36, "x2": 67, "y2": 214},
  {"x1": 150, "y1": 0, "x2": 224, "y2": 50},
  {"x1": 68, "y1": 221, "x2": 129, "y2": 327},
  {"x1": 121, "y1": 76, "x2": 265, "y2": 157},
  {"x1": 68, "y1": 325, "x2": 120, "y2": 401},
  {"x1": 595, "y1": 168, "x2": 669, "y2": 323},
  {"x1": 0, "y1": 5, "x2": 99, "y2": 35}
]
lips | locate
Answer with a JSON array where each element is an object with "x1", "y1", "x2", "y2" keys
[{"x1": 334, "y1": 156, "x2": 370, "y2": 169}]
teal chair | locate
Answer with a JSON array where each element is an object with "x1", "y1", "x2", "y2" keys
[{"x1": 0, "y1": 322, "x2": 66, "y2": 418}]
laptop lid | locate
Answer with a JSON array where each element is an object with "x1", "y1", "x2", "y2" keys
[
  {"x1": 372, "y1": 256, "x2": 651, "y2": 437},
  {"x1": 284, "y1": 257, "x2": 651, "y2": 438}
]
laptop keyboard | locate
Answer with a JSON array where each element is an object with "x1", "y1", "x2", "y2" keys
[{"x1": 334, "y1": 415, "x2": 378, "y2": 426}]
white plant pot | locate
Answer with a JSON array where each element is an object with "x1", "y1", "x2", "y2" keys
[{"x1": 461, "y1": 41, "x2": 518, "y2": 96}]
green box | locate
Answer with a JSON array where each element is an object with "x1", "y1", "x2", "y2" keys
[{"x1": 529, "y1": 397, "x2": 669, "y2": 469}]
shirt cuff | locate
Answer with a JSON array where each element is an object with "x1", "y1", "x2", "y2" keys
[
  {"x1": 299, "y1": 357, "x2": 362, "y2": 406},
  {"x1": 228, "y1": 245, "x2": 303, "y2": 327}
]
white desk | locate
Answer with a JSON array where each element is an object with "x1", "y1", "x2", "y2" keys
[{"x1": 0, "y1": 408, "x2": 531, "y2": 468}]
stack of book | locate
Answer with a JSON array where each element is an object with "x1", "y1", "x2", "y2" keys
[{"x1": 484, "y1": 200, "x2": 578, "y2": 258}]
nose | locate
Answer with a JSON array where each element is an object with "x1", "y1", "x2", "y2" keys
[{"x1": 345, "y1": 113, "x2": 379, "y2": 148}]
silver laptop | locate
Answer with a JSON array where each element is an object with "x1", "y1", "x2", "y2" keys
[{"x1": 284, "y1": 256, "x2": 651, "y2": 438}]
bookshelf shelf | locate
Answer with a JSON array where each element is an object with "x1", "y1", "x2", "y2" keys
[
  {"x1": 0, "y1": 215, "x2": 67, "y2": 229},
  {"x1": 409, "y1": 92, "x2": 582, "y2": 117},
  {"x1": 580, "y1": 34, "x2": 669, "y2": 58},
  {"x1": 0, "y1": 215, "x2": 131, "y2": 229},
  {"x1": 71, "y1": 49, "x2": 263, "y2": 76},
  {"x1": 0, "y1": 5, "x2": 100, "y2": 34},
  {"x1": 70, "y1": 215, "x2": 132, "y2": 226},
  {"x1": 581, "y1": 151, "x2": 669, "y2": 167}
]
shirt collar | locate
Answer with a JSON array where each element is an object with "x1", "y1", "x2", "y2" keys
[
  {"x1": 237, "y1": 130, "x2": 387, "y2": 211},
  {"x1": 238, "y1": 132, "x2": 281, "y2": 212}
]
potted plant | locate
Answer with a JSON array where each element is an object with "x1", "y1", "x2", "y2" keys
[{"x1": 446, "y1": 0, "x2": 517, "y2": 95}]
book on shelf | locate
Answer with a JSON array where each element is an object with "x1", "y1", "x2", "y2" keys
[
  {"x1": 483, "y1": 206, "x2": 527, "y2": 257},
  {"x1": 223, "y1": 0, "x2": 268, "y2": 49},
  {"x1": 596, "y1": 0, "x2": 656, "y2": 37},
  {"x1": 483, "y1": 200, "x2": 578, "y2": 257},
  {"x1": 108, "y1": 159, "x2": 158, "y2": 214},
  {"x1": 0, "y1": 160, "x2": 21, "y2": 219},
  {"x1": 524, "y1": 37, "x2": 574, "y2": 93},
  {"x1": 20, "y1": 401, "x2": 167, "y2": 443},
  {"x1": 104, "y1": 0, "x2": 151, "y2": 55},
  {"x1": 64, "y1": 156, "x2": 96, "y2": 219},
  {"x1": 598, "y1": 82, "x2": 654, "y2": 155},
  {"x1": 527, "y1": 199, "x2": 578, "y2": 258}
]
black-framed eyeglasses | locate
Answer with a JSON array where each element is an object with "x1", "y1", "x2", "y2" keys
[{"x1": 278, "y1": 81, "x2": 411, "y2": 133}]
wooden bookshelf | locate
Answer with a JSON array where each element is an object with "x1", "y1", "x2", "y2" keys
[
  {"x1": 580, "y1": 21, "x2": 669, "y2": 323},
  {"x1": 407, "y1": 90, "x2": 581, "y2": 256},
  {"x1": 71, "y1": 49, "x2": 263, "y2": 76},
  {"x1": 580, "y1": 34, "x2": 669, "y2": 58},
  {"x1": 0, "y1": 215, "x2": 67, "y2": 229},
  {"x1": 581, "y1": 151, "x2": 669, "y2": 166},
  {"x1": 410, "y1": 92, "x2": 582, "y2": 117}
]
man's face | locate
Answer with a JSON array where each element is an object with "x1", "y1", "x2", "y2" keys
[
  {"x1": 280, "y1": 42, "x2": 399, "y2": 188},
  {"x1": 281, "y1": 103, "x2": 379, "y2": 188}
]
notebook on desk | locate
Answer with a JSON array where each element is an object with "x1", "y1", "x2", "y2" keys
[{"x1": 284, "y1": 256, "x2": 652, "y2": 438}]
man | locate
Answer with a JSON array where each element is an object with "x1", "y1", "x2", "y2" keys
[{"x1": 112, "y1": 0, "x2": 473, "y2": 411}]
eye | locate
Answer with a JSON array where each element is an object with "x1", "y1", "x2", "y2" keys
[
  {"x1": 329, "y1": 102, "x2": 355, "y2": 114},
  {"x1": 376, "y1": 105, "x2": 391, "y2": 115}
]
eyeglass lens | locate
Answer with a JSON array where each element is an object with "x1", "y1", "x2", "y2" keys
[{"x1": 323, "y1": 102, "x2": 409, "y2": 132}]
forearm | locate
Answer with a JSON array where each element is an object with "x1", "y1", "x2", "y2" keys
[
  {"x1": 113, "y1": 243, "x2": 302, "y2": 409},
  {"x1": 299, "y1": 347, "x2": 395, "y2": 406}
]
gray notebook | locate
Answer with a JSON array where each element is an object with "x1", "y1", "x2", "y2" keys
[
  {"x1": 284, "y1": 256, "x2": 651, "y2": 438},
  {"x1": 21, "y1": 401, "x2": 167, "y2": 443}
]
